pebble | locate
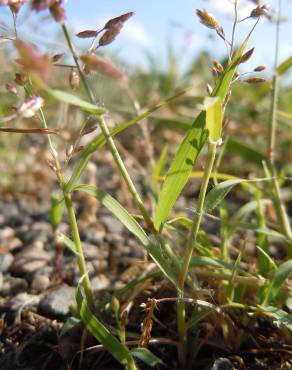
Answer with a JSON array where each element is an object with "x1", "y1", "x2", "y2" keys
[
  {"x1": 210, "y1": 358, "x2": 234, "y2": 370},
  {"x1": 100, "y1": 215, "x2": 124, "y2": 235},
  {"x1": 91, "y1": 274, "x2": 110, "y2": 292},
  {"x1": 10, "y1": 241, "x2": 51, "y2": 277},
  {"x1": 0, "y1": 226, "x2": 15, "y2": 240},
  {"x1": 80, "y1": 227, "x2": 105, "y2": 245},
  {"x1": 31, "y1": 274, "x2": 50, "y2": 293},
  {"x1": 0, "y1": 275, "x2": 28, "y2": 296},
  {"x1": 9, "y1": 292, "x2": 40, "y2": 312},
  {"x1": 83, "y1": 242, "x2": 100, "y2": 261},
  {"x1": 39, "y1": 284, "x2": 75, "y2": 318},
  {"x1": 0, "y1": 253, "x2": 14, "y2": 273}
]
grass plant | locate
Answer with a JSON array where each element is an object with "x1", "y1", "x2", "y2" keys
[{"x1": 0, "y1": 1, "x2": 291, "y2": 369}]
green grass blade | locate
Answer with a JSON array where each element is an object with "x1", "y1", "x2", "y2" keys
[
  {"x1": 257, "y1": 306, "x2": 292, "y2": 331},
  {"x1": 203, "y1": 179, "x2": 245, "y2": 213},
  {"x1": 64, "y1": 92, "x2": 185, "y2": 193},
  {"x1": 130, "y1": 348, "x2": 161, "y2": 367},
  {"x1": 204, "y1": 96, "x2": 222, "y2": 142},
  {"x1": 276, "y1": 56, "x2": 292, "y2": 75},
  {"x1": 50, "y1": 195, "x2": 64, "y2": 231},
  {"x1": 154, "y1": 111, "x2": 207, "y2": 231},
  {"x1": 72, "y1": 184, "x2": 179, "y2": 288},
  {"x1": 267, "y1": 260, "x2": 292, "y2": 301},
  {"x1": 76, "y1": 286, "x2": 130, "y2": 365},
  {"x1": 57, "y1": 232, "x2": 80, "y2": 256},
  {"x1": 154, "y1": 37, "x2": 249, "y2": 231},
  {"x1": 47, "y1": 89, "x2": 107, "y2": 115},
  {"x1": 190, "y1": 255, "x2": 247, "y2": 274}
]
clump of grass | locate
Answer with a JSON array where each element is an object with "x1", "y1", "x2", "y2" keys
[{"x1": 0, "y1": 0, "x2": 291, "y2": 369}]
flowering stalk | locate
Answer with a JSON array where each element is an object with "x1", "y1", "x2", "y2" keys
[{"x1": 177, "y1": 140, "x2": 217, "y2": 352}]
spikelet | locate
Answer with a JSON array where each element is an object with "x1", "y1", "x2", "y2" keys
[
  {"x1": 196, "y1": 9, "x2": 220, "y2": 30},
  {"x1": 244, "y1": 77, "x2": 266, "y2": 84}
]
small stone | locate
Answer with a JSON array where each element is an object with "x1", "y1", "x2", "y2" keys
[
  {"x1": 80, "y1": 227, "x2": 105, "y2": 245},
  {"x1": 39, "y1": 284, "x2": 75, "y2": 318},
  {"x1": 100, "y1": 215, "x2": 124, "y2": 235},
  {"x1": 31, "y1": 274, "x2": 50, "y2": 293},
  {"x1": 91, "y1": 274, "x2": 110, "y2": 292},
  {"x1": 10, "y1": 242, "x2": 50, "y2": 277},
  {"x1": 210, "y1": 358, "x2": 234, "y2": 370},
  {"x1": 0, "y1": 236, "x2": 23, "y2": 253},
  {"x1": 90, "y1": 259, "x2": 108, "y2": 273},
  {"x1": 0, "y1": 275, "x2": 28, "y2": 296},
  {"x1": 0, "y1": 253, "x2": 14, "y2": 273},
  {"x1": 10, "y1": 292, "x2": 40, "y2": 312},
  {"x1": 83, "y1": 242, "x2": 99, "y2": 261},
  {"x1": 0, "y1": 226, "x2": 15, "y2": 240}
]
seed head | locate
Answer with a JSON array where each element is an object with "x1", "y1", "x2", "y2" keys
[
  {"x1": 253, "y1": 65, "x2": 266, "y2": 72},
  {"x1": 14, "y1": 72, "x2": 28, "y2": 86},
  {"x1": 69, "y1": 69, "x2": 80, "y2": 89},
  {"x1": 17, "y1": 96, "x2": 44, "y2": 117},
  {"x1": 5, "y1": 83, "x2": 18, "y2": 96},
  {"x1": 196, "y1": 9, "x2": 220, "y2": 30},
  {"x1": 76, "y1": 30, "x2": 98, "y2": 39},
  {"x1": 244, "y1": 77, "x2": 266, "y2": 84},
  {"x1": 212, "y1": 59, "x2": 224, "y2": 74},
  {"x1": 239, "y1": 48, "x2": 255, "y2": 64},
  {"x1": 250, "y1": 5, "x2": 269, "y2": 18},
  {"x1": 98, "y1": 22, "x2": 123, "y2": 47},
  {"x1": 81, "y1": 54, "x2": 128, "y2": 82}
]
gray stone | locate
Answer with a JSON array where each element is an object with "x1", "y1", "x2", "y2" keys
[
  {"x1": 210, "y1": 358, "x2": 234, "y2": 370},
  {"x1": 0, "y1": 275, "x2": 28, "y2": 296},
  {"x1": 83, "y1": 242, "x2": 99, "y2": 261},
  {"x1": 31, "y1": 274, "x2": 50, "y2": 293},
  {"x1": 0, "y1": 227, "x2": 15, "y2": 240},
  {"x1": 101, "y1": 215, "x2": 124, "y2": 235},
  {"x1": 0, "y1": 253, "x2": 14, "y2": 273},
  {"x1": 91, "y1": 274, "x2": 110, "y2": 292},
  {"x1": 39, "y1": 284, "x2": 75, "y2": 317},
  {"x1": 10, "y1": 241, "x2": 50, "y2": 277},
  {"x1": 7, "y1": 292, "x2": 40, "y2": 312}
]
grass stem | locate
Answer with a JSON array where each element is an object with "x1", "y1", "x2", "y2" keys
[{"x1": 177, "y1": 141, "x2": 217, "y2": 357}]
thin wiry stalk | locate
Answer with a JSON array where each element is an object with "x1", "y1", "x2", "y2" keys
[
  {"x1": 230, "y1": 0, "x2": 239, "y2": 59},
  {"x1": 38, "y1": 107, "x2": 94, "y2": 307},
  {"x1": 266, "y1": 0, "x2": 292, "y2": 254},
  {"x1": 61, "y1": 23, "x2": 154, "y2": 229}
]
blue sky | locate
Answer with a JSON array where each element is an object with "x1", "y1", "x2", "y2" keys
[{"x1": 1, "y1": 0, "x2": 292, "y2": 74}]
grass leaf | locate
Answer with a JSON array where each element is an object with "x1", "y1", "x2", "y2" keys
[
  {"x1": 267, "y1": 260, "x2": 292, "y2": 301},
  {"x1": 47, "y1": 89, "x2": 107, "y2": 115},
  {"x1": 130, "y1": 348, "x2": 162, "y2": 367},
  {"x1": 154, "y1": 36, "x2": 249, "y2": 231},
  {"x1": 65, "y1": 91, "x2": 185, "y2": 193},
  {"x1": 204, "y1": 96, "x2": 222, "y2": 142},
  {"x1": 57, "y1": 232, "x2": 80, "y2": 256},
  {"x1": 72, "y1": 184, "x2": 179, "y2": 288},
  {"x1": 257, "y1": 306, "x2": 292, "y2": 331},
  {"x1": 76, "y1": 286, "x2": 130, "y2": 364},
  {"x1": 203, "y1": 179, "x2": 245, "y2": 212},
  {"x1": 276, "y1": 56, "x2": 292, "y2": 75}
]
